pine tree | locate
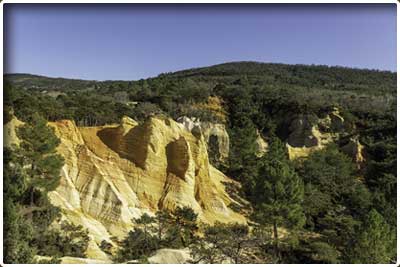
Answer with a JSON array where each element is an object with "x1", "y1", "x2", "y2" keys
[
  {"x1": 190, "y1": 222, "x2": 252, "y2": 264},
  {"x1": 155, "y1": 210, "x2": 172, "y2": 243},
  {"x1": 348, "y1": 209, "x2": 395, "y2": 263},
  {"x1": 252, "y1": 137, "x2": 305, "y2": 260},
  {"x1": 134, "y1": 213, "x2": 156, "y2": 246},
  {"x1": 172, "y1": 206, "x2": 198, "y2": 247},
  {"x1": 3, "y1": 149, "x2": 35, "y2": 263},
  {"x1": 16, "y1": 113, "x2": 64, "y2": 215},
  {"x1": 226, "y1": 90, "x2": 259, "y2": 192}
]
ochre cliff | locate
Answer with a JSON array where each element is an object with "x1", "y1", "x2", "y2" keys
[
  {"x1": 286, "y1": 108, "x2": 346, "y2": 160},
  {"x1": 45, "y1": 115, "x2": 245, "y2": 258},
  {"x1": 4, "y1": 116, "x2": 24, "y2": 147},
  {"x1": 177, "y1": 116, "x2": 230, "y2": 164}
]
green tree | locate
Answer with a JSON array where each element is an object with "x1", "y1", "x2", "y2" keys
[
  {"x1": 4, "y1": 191, "x2": 36, "y2": 264},
  {"x1": 189, "y1": 223, "x2": 225, "y2": 264},
  {"x1": 297, "y1": 145, "x2": 372, "y2": 261},
  {"x1": 171, "y1": 206, "x2": 198, "y2": 247},
  {"x1": 33, "y1": 221, "x2": 90, "y2": 258},
  {"x1": 134, "y1": 213, "x2": 156, "y2": 246},
  {"x1": 114, "y1": 228, "x2": 159, "y2": 262},
  {"x1": 190, "y1": 222, "x2": 261, "y2": 264},
  {"x1": 3, "y1": 149, "x2": 35, "y2": 263},
  {"x1": 217, "y1": 223, "x2": 252, "y2": 264},
  {"x1": 155, "y1": 210, "x2": 172, "y2": 243},
  {"x1": 16, "y1": 113, "x2": 64, "y2": 216},
  {"x1": 307, "y1": 241, "x2": 340, "y2": 263},
  {"x1": 348, "y1": 209, "x2": 395, "y2": 263},
  {"x1": 252, "y1": 137, "x2": 305, "y2": 260}
]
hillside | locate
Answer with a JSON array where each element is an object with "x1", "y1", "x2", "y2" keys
[
  {"x1": 5, "y1": 62, "x2": 397, "y2": 92},
  {"x1": 4, "y1": 62, "x2": 397, "y2": 264}
]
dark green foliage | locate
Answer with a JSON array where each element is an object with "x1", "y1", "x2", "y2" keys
[
  {"x1": 213, "y1": 223, "x2": 251, "y2": 264},
  {"x1": 223, "y1": 84, "x2": 259, "y2": 193},
  {"x1": 4, "y1": 114, "x2": 90, "y2": 263},
  {"x1": 114, "y1": 228, "x2": 159, "y2": 262},
  {"x1": 100, "y1": 240, "x2": 113, "y2": 255},
  {"x1": 154, "y1": 210, "x2": 173, "y2": 244},
  {"x1": 299, "y1": 146, "x2": 372, "y2": 222},
  {"x1": 34, "y1": 257, "x2": 62, "y2": 264},
  {"x1": 133, "y1": 213, "x2": 157, "y2": 249},
  {"x1": 17, "y1": 113, "x2": 64, "y2": 193},
  {"x1": 308, "y1": 241, "x2": 339, "y2": 264},
  {"x1": 190, "y1": 222, "x2": 261, "y2": 264},
  {"x1": 171, "y1": 206, "x2": 198, "y2": 247},
  {"x1": 296, "y1": 146, "x2": 376, "y2": 262},
  {"x1": 347, "y1": 209, "x2": 395, "y2": 263},
  {"x1": 3, "y1": 196, "x2": 35, "y2": 263},
  {"x1": 293, "y1": 238, "x2": 340, "y2": 264},
  {"x1": 251, "y1": 137, "x2": 305, "y2": 260},
  {"x1": 114, "y1": 207, "x2": 199, "y2": 262},
  {"x1": 4, "y1": 81, "x2": 17, "y2": 124},
  {"x1": 4, "y1": 62, "x2": 396, "y2": 263},
  {"x1": 33, "y1": 221, "x2": 90, "y2": 258}
]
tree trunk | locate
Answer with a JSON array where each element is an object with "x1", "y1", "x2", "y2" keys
[
  {"x1": 158, "y1": 222, "x2": 162, "y2": 241},
  {"x1": 273, "y1": 221, "x2": 279, "y2": 260},
  {"x1": 28, "y1": 187, "x2": 34, "y2": 221}
]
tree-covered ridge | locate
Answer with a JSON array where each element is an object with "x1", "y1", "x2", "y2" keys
[
  {"x1": 4, "y1": 62, "x2": 396, "y2": 126},
  {"x1": 5, "y1": 61, "x2": 396, "y2": 93},
  {"x1": 4, "y1": 73, "x2": 98, "y2": 92},
  {"x1": 3, "y1": 61, "x2": 396, "y2": 263}
]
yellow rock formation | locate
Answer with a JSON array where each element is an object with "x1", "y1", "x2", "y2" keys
[
  {"x1": 4, "y1": 116, "x2": 24, "y2": 147},
  {"x1": 177, "y1": 116, "x2": 230, "y2": 163},
  {"x1": 286, "y1": 109, "x2": 345, "y2": 160},
  {"x1": 45, "y1": 115, "x2": 245, "y2": 258},
  {"x1": 255, "y1": 130, "x2": 268, "y2": 157},
  {"x1": 340, "y1": 137, "x2": 366, "y2": 169},
  {"x1": 195, "y1": 96, "x2": 228, "y2": 123}
]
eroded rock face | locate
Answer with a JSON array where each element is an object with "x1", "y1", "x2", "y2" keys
[
  {"x1": 177, "y1": 116, "x2": 230, "y2": 164},
  {"x1": 44, "y1": 116, "x2": 245, "y2": 258},
  {"x1": 4, "y1": 115, "x2": 24, "y2": 147},
  {"x1": 256, "y1": 130, "x2": 268, "y2": 157},
  {"x1": 286, "y1": 108, "x2": 346, "y2": 160},
  {"x1": 340, "y1": 136, "x2": 366, "y2": 169}
]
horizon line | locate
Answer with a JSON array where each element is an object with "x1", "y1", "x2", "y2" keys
[{"x1": 4, "y1": 60, "x2": 397, "y2": 82}]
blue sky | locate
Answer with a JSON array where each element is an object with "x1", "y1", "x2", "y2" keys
[{"x1": 4, "y1": 4, "x2": 397, "y2": 81}]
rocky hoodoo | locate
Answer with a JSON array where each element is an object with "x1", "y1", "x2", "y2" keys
[
  {"x1": 255, "y1": 130, "x2": 268, "y2": 157},
  {"x1": 177, "y1": 116, "x2": 230, "y2": 164},
  {"x1": 286, "y1": 108, "x2": 347, "y2": 160},
  {"x1": 340, "y1": 136, "x2": 366, "y2": 169},
  {"x1": 43, "y1": 115, "x2": 245, "y2": 259}
]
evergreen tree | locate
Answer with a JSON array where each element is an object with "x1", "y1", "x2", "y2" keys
[
  {"x1": 171, "y1": 206, "x2": 198, "y2": 247},
  {"x1": 252, "y1": 137, "x2": 305, "y2": 260},
  {"x1": 3, "y1": 149, "x2": 35, "y2": 263},
  {"x1": 114, "y1": 228, "x2": 159, "y2": 262},
  {"x1": 297, "y1": 145, "x2": 372, "y2": 261},
  {"x1": 348, "y1": 209, "x2": 395, "y2": 263},
  {"x1": 16, "y1": 113, "x2": 64, "y2": 215},
  {"x1": 190, "y1": 222, "x2": 258, "y2": 264},
  {"x1": 134, "y1": 213, "x2": 156, "y2": 247},
  {"x1": 155, "y1": 210, "x2": 172, "y2": 243},
  {"x1": 225, "y1": 84, "x2": 259, "y2": 192}
]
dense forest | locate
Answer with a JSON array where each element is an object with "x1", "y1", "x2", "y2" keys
[{"x1": 3, "y1": 61, "x2": 397, "y2": 263}]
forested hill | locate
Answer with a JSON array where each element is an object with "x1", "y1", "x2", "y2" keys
[
  {"x1": 5, "y1": 61, "x2": 396, "y2": 93},
  {"x1": 5, "y1": 61, "x2": 396, "y2": 126},
  {"x1": 4, "y1": 61, "x2": 397, "y2": 264}
]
